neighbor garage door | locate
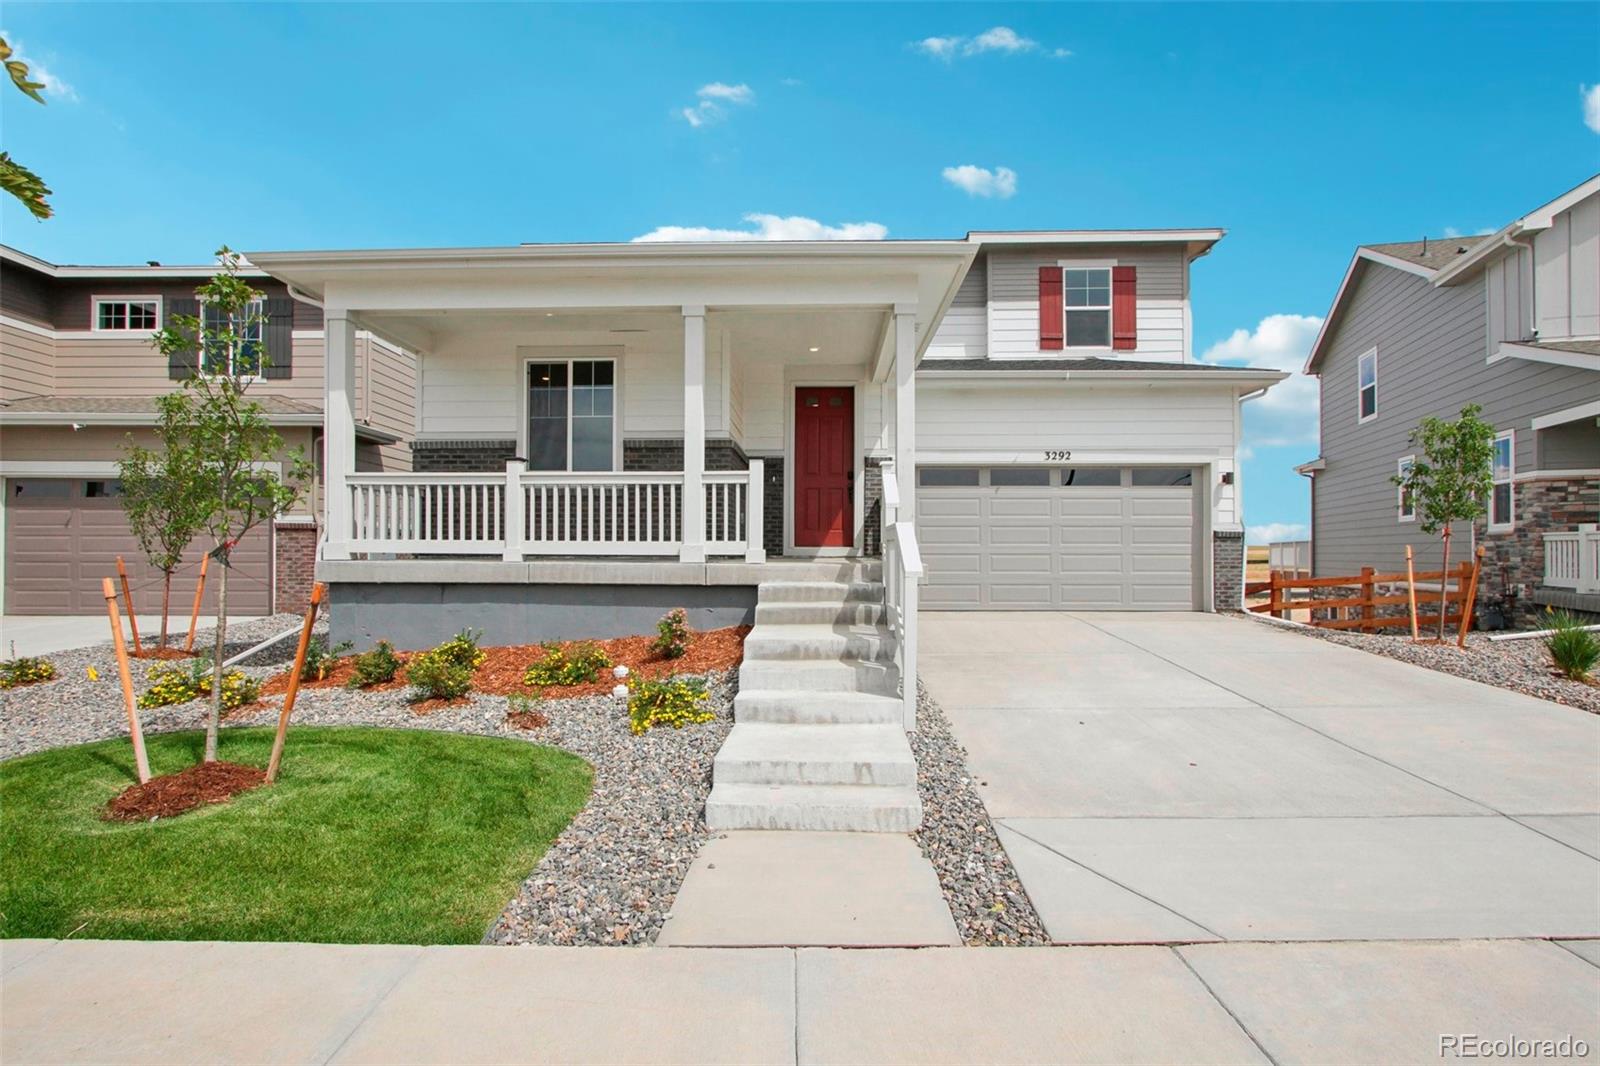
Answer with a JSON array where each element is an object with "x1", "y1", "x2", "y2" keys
[
  {"x1": 5, "y1": 478, "x2": 271, "y2": 616},
  {"x1": 915, "y1": 466, "x2": 1198, "y2": 610}
]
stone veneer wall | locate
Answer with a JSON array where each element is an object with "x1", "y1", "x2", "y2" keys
[
  {"x1": 1213, "y1": 530, "x2": 1244, "y2": 611},
  {"x1": 1476, "y1": 475, "x2": 1600, "y2": 626},
  {"x1": 274, "y1": 521, "x2": 319, "y2": 614}
]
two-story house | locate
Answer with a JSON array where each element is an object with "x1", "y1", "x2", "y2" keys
[
  {"x1": 1300, "y1": 175, "x2": 1600, "y2": 621},
  {"x1": 0, "y1": 245, "x2": 416, "y2": 617}
]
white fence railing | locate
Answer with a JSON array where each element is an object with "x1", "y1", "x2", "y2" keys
[
  {"x1": 880, "y1": 459, "x2": 923, "y2": 733},
  {"x1": 1544, "y1": 524, "x2": 1600, "y2": 594},
  {"x1": 345, "y1": 460, "x2": 764, "y2": 561},
  {"x1": 1268, "y1": 539, "x2": 1312, "y2": 576}
]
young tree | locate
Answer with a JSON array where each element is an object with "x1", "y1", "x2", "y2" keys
[
  {"x1": 1392, "y1": 403, "x2": 1495, "y2": 641},
  {"x1": 117, "y1": 404, "x2": 208, "y2": 650},
  {"x1": 149, "y1": 249, "x2": 311, "y2": 761}
]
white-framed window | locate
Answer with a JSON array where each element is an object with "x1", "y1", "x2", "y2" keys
[
  {"x1": 201, "y1": 298, "x2": 264, "y2": 378},
  {"x1": 92, "y1": 296, "x2": 160, "y2": 332},
  {"x1": 1357, "y1": 347, "x2": 1377, "y2": 423},
  {"x1": 524, "y1": 357, "x2": 617, "y2": 471},
  {"x1": 1489, "y1": 430, "x2": 1514, "y2": 530},
  {"x1": 1397, "y1": 455, "x2": 1416, "y2": 522},
  {"x1": 1063, "y1": 265, "x2": 1113, "y2": 348}
]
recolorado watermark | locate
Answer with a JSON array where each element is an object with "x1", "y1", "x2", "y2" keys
[{"x1": 1440, "y1": 1034, "x2": 1591, "y2": 1059}]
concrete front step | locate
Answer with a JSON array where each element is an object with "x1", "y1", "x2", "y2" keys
[
  {"x1": 739, "y1": 658, "x2": 900, "y2": 695},
  {"x1": 757, "y1": 581, "x2": 885, "y2": 605},
  {"x1": 754, "y1": 600, "x2": 886, "y2": 626},
  {"x1": 713, "y1": 723, "x2": 916, "y2": 787},
  {"x1": 734, "y1": 689, "x2": 905, "y2": 725},
  {"x1": 743, "y1": 624, "x2": 895, "y2": 663},
  {"x1": 705, "y1": 782, "x2": 923, "y2": 832}
]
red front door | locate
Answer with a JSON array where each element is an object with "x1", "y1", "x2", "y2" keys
[{"x1": 793, "y1": 387, "x2": 854, "y2": 548}]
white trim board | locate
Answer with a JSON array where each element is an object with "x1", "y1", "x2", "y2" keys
[{"x1": 1531, "y1": 400, "x2": 1600, "y2": 431}]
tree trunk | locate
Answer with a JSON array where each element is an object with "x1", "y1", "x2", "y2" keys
[
  {"x1": 205, "y1": 552, "x2": 228, "y2": 762},
  {"x1": 1437, "y1": 528, "x2": 1452, "y2": 643},
  {"x1": 160, "y1": 569, "x2": 172, "y2": 650}
]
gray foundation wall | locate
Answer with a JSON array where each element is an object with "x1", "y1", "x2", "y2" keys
[{"x1": 329, "y1": 582, "x2": 757, "y2": 651}]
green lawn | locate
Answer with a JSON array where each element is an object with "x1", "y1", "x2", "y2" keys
[{"x1": 0, "y1": 727, "x2": 592, "y2": 944}]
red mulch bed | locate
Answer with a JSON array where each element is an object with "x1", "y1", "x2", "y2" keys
[
  {"x1": 103, "y1": 761, "x2": 267, "y2": 822},
  {"x1": 259, "y1": 625, "x2": 749, "y2": 704},
  {"x1": 133, "y1": 646, "x2": 196, "y2": 661}
]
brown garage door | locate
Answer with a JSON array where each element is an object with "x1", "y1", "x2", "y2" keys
[{"x1": 5, "y1": 478, "x2": 271, "y2": 616}]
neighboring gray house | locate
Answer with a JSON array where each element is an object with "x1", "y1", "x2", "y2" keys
[{"x1": 1300, "y1": 174, "x2": 1600, "y2": 621}]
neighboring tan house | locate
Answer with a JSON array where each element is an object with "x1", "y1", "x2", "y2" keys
[
  {"x1": 1300, "y1": 175, "x2": 1600, "y2": 622},
  {"x1": 0, "y1": 245, "x2": 416, "y2": 617}
]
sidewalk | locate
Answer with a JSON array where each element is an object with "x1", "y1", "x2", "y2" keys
[{"x1": 4, "y1": 937, "x2": 1596, "y2": 1064}]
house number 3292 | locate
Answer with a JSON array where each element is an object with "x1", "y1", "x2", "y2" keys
[{"x1": 1044, "y1": 450, "x2": 1072, "y2": 461}]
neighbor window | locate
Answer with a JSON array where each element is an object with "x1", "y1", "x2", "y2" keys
[
  {"x1": 201, "y1": 298, "x2": 264, "y2": 377},
  {"x1": 526, "y1": 358, "x2": 615, "y2": 471},
  {"x1": 1063, "y1": 267, "x2": 1112, "y2": 348},
  {"x1": 1357, "y1": 348, "x2": 1378, "y2": 422},
  {"x1": 1489, "y1": 430, "x2": 1514, "y2": 530},
  {"x1": 1397, "y1": 455, "x2": 1416, "y2": 522},
  {"x1": 93, "y1": 297, "x2": 159, "y2": 332}
]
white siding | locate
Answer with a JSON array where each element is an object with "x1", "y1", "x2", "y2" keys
[
  {"x1": 1533, "y1": 189, "x2": 1600, "y2": 340},
  {"x1": 418, "y1": 328, "x2": 709, "y2": 441},
  {"x1": 925, "y1": 257, "x2": 986, "y2": 359},
  {"x1": 917, "y1": 379, "x2": 1242, "y2": 527},
  {"x1": 987, "y1": 245, "x2": 1189, "y2": 360}
]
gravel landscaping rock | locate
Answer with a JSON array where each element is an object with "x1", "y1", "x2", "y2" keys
[
  {"x1": 910, "y1": 681, "x2": 1049, "y2": 946},
  {"x1": 1248, "y1": 614, "x2": 1600, "y2": 713},
  {"x1": 1, "y1": 623, "x2": 734, "y2": 947}
]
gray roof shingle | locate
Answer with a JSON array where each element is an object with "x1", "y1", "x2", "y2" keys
[{"x1": 1364, "y1": 237, "x2": 1489, "y2": 272}]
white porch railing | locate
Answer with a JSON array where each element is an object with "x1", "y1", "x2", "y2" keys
[
  {"x1": 880, "y1": 459, "x2": 923, "y2": 733},
  {"x1": 345, "y1": 459, "x2": 764, "y2": 562},
  {"x1": 1544, "y1": 524, "x2": 1600, "y2": 594}
]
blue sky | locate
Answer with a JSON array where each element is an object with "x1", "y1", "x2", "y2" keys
[{"x1": 3, "y1": 2, "x2": 1597, "y2": 540}]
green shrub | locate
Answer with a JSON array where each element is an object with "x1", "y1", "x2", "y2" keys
[
  {"x1": 523, "y1": 641, "x2": 611, "y2": 687},
  {"x1": 346, "y1": 641, "x2": 402, "y2": 688},
  {"x1": 139, "y1": 663, "x2": 261, "y2": 711},
  {"x1": 405, "y1": 654, "x2": 473, "y2": 703},
  {"x1": 300, "y1": 636, "x2": 353, "y2": 682},
  {"x1": 430, "y1": 629, "x2": 487, "y2": 670},
  {"x1": 651, "y1": 608, "x2": 690, "y2": 660},
  {"x1": 1544, "y1": 609, "x2": 1600, "y2": 682},
  {"x1": 0, "y1": 656, "x2": 56, "y2": 689},
  {"x1": 628, "y1": 676, "x2": 713, "y2": 735}
]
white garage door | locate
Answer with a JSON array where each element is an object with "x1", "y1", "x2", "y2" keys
[{"x1": 915, "y1": 466, "x2": 1198, "y2": 611}]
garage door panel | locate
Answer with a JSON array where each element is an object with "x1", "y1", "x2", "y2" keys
[
  {"x1": 6, "y1": 480, "x2": 272, "y2": 616},
  {"x1": 917, "y1": 467, "x2": 1197, "y2": 612}
]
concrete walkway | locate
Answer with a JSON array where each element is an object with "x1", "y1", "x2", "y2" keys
[
  {"x1": 658, "y1": 831, "x2": 959, "y2": 947},
  {"x1": 0, "y1": 615, "x2": 223, "y2": 657},
  {"x1": 5, "y1": 937, "x2": 1596, "y2": 1064},
  {"x1": 921, "y1": 611, "x2": 1600, "y2": 944}
]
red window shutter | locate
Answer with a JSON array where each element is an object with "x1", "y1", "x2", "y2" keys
[
  {"x1": 1038, "y1": 267, "x2": 1063, "y2": 350},
  {"x1": 1112, "y1": 265, "x2": 1137, "y2": 350}
]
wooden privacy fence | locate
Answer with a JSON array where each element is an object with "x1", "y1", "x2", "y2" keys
[{"x1": 1247, "y1": 548, "x2": 1484, "y2": 642}]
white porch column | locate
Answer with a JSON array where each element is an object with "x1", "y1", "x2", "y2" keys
[
  {"x1": 892, "y1": 305, "x2": 917, "y2": 499},
  {"x1": 680, "y1": 305, "x2": 707, "y2": 563},
  {"x1": 323, "y1": 313, "x2": 358, "y2": 560}
]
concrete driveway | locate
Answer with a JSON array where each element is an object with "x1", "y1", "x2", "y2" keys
[{"x1": 920, "y1": 612, "x2": 1600, "y2": 944}]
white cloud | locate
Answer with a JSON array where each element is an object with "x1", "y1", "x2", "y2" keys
[
  {"x1": 969, "y1": 26, "x2": 1037, "y2": 54},
  {"x1": 632, "y1": 213, "x2": 888, "y2": 243},
  {"x1": 1247, "y1": 522, "x2": 1308, "y2": 544},
  {"x1": 1199, "y1": 313, "x2": 1324, "y2": 447},
  {"x1": 1582, "y1": 83, "x2": 1600, "y2": 134},
  {"x1": 912, "y1": 26, "x2": 1069, "y2": 61},
  {"x1": 1, "y1": 33, "x2": 77, "y2": 102},
  {"x1": 942, "y1": 164, "x2": 1017, "y2": 199},
  {"x1": 678, "y1": 82, "x2": 754, "y2": 128}
]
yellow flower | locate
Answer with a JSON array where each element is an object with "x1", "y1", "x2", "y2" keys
[{"x1": 86, "y1": 665, "x2": 99, "y2": 681}]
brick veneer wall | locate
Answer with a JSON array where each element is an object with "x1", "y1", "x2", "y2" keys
[
  {"x1": 623, "y1": 438, "x2": 748, "y2": 472},
  {"x1": 759, "y1": 456, "x2": 784, "y2": 557},
  {"x1": 863, "y1": 457, "x2": 885, "y2": 557},
  {"x1": 274, "y1": 521, "x2": 319, "y2": 614},
  {"x1": 1477, "y1": 475, "x2": 1600, "y2": 625},
  {"x1": 1213, "y1": 530, "x2": 1244, "y2": 611},
  {"x1": 411, "y1": 439, "x2": 518, "y2": 472}
]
